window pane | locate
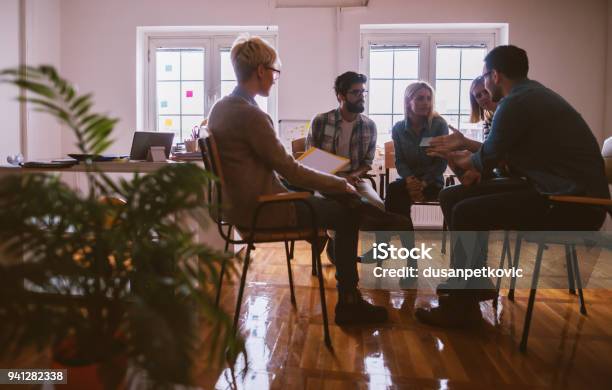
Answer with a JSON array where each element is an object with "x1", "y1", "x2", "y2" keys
[
  {"x1": 440, "y1": 114, "x2": 459, "y2": 130},
  {"x1": 369, "y1": 79, "x2": 392, "y2": 114},
  {"x1": 460, "y1": 80, "x2": 472, "y2": 115},
  {"x1": 461, "y1": 47, "x2": 487, "y2": 79},
  {"x1": 181, "y1": 82, "x2": 204, "y2": 115},
  {"x1": 158, "y1": 115, "x2": 181, "y2": 143},
  {"x1": 157, "y1": 82, "x2": 180, "y2": 115},
  {"x1": 156, "y1": 50, "x2": 180, "y2": 81},
  {"x1": 181, "y1": 50, "x2": 204, "y2": 80},
  {"x1": 392, "y1": 79, "x2": 414, "y2": 114},
  {"x1": 392, "y1": 115, "x2": 404, "y2": 128},
  {"x1": 220, "y1": 50, "x2": 236, "y2": 81},
  {"x1": 369, "y1": 49, "x2": 393, "y2": 78},
  {"x1": 221, "y1": 80, "x2": 236, "y2": 97},
  {"x1": 436, "y1": 48, "x2": 460, "y2": 79},
  {"x1": 436, "y1": 80, "x2": 460, "y2": 115},
  {"x1": 181, "y1": 115, "x2": 205, "y2": 142},
  {"x1": 394, "y1": 48, "x2": 419, "y2": 79},
  {"x1": 369, "y1": 115, "x2": 393, "y2": 135}
]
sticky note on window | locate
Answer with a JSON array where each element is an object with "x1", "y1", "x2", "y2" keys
[
  {"x1": 165, "y1": 64, "x2": 172, "y2": 72},
  {"x1": 160, "y1": 100, "x2": 168, "y2": 108},
  {"x1": 186, "y1": 90, "x2": 193, "y2": 98},
  {"x1": 164, "y1": 118, "x2": 173, "y2": 127}
]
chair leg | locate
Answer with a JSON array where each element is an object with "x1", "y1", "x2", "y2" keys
[
  {"x1": 215, "y1": 259, "x2": 226, "y2": 307},
  {"x1": 233, "y1": 243, "x2": 252, "y2": 334},
  {"x1": 285, "y1": 241, "x2": 297, "y2": 306},
  {"x1": 565, "y1": 244, "x2": 576, "y2": 295},
  {"x1": 496, "y1": 232, "x2": 510, "y2": 293},
  {"x1": 441, "y1": 218, "x2": 447, "y2": 255},
  {"x1": 520, "y1": 242, "x2": 545, "y2": 352},
  {"x1": 571, "y1": 244, "x2": 587, "y2": 315},
  {"x1": 289, "y1": 240, "x2": 295, "y2": 259},
  {"x1": 312, "y1": 241, "x2": 332, "y2": 349},
  {"x1": 215, "y1": 228, "x2": 233, "y2": 307},
  {"x1": 509, "y1": 234, "x2": 522, "y2": 301}
]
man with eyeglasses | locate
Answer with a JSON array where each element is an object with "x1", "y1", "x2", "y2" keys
[
  {"x1": 307, "y1": 71, "x2": 395, "y2": 263},
  {"x1": 418, "y1": 45, "x2": 610, "y2": 327}
]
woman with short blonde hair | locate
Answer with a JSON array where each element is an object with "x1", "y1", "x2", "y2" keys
[
  {"x1": 230, "y1": 34, "x2": 281, "y2": 83},
  {"x1": 208, "y1": 34, "x2": 392, "y2": 325}
]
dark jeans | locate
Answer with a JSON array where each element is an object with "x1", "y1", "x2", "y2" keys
[
  {"x1": 385, "y1": 178, "x2": 442, "y2": 219},
  {"x1": 440, "y1": 178, "x2": 607, "y2": 275},
  {"x1": 295, "y1": 195, "x2": 413, "y2": 294}
]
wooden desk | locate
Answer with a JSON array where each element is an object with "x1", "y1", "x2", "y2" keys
[
  {"x1": 0, "y1": 160, "x2": 228, "y2": 260},
  {"x1": 0, "y1": 160, "x2": 196, "y2": 174}
]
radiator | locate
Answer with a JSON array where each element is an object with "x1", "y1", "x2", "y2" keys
[{"x1": 411, "y1": 205, "x2": 444, "y2": 229}]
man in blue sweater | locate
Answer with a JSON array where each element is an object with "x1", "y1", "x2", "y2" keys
[{"x1": 419, "y1": 45, "x2": 610, "y2": 327}]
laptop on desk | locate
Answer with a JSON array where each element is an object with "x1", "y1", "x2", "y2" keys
[{"x1": 129, "y1": 131, "x2": 174, "y2": 161}]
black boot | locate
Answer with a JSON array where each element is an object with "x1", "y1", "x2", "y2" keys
[{"x1": 335, "y1": 290, "x2": 388, "y2": 325}]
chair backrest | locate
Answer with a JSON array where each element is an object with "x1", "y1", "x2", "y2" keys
[
  {"x1": 602, "y1": 137, "x2": 612, "y2": 184},
  {"x1": 384, "y1": 141, "x2": 396, "y2": 170},
  {"x1": 291, "y1": 137, "x2": 306, "y2": 159},
  {"x1": 198, "y1": 135, "x2": 225, "y2": 224}
]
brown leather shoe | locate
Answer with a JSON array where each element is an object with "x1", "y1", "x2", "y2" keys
[
  {"x1": 335, "y1": 291, "x2": 388, "y2": 325},
  {"x1": 415, "y1": 297, "x2": 482, "y2": 328}
]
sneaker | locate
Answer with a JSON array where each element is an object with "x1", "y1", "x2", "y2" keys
[{"x1": 335, "y1": 292, "x2": 388, "y2": 325}]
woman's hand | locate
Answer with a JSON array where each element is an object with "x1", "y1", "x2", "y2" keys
[
  {"x1": 405, "y1": 176, "x2": 425, "y2": 201},
  {"x1": 428, "y1": 125, "x2": 466, "y2": 155}
]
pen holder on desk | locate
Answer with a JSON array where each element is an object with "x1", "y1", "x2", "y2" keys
[{"x1": 184, "y1": 139, "x2": 199, "y2": 153}]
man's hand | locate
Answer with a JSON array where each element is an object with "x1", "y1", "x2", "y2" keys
[
  {"x1": 428, "y1": 125, "x2": 466, "y2": 155},
  {"x1": 345, "y1": 172, "x2": 363, "y2": 186},
  {"x1": 448, "y1": 150, "x2": 475, "y2": 171},
  {"x1": 459, "y1": 170, "x2": 481, "y2": 187},
  {"x1": 344, "y1": 181, "x2": 358, "y2": 195}
]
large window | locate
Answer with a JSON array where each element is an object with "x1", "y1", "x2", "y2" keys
[
  {"x1": 361, "y1": 30, "x2": 497, "y2": 144},
  {"x1": 142, "y1": 31, "x2": 277, "y2": 143}
]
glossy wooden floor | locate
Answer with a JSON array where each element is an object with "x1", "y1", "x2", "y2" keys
[
  {"x1": 4, "y1": 238, "x2": 611, "y2": 389},
  {"x1": 201, "y1": 239, "x2": 612, "y2": 390}
]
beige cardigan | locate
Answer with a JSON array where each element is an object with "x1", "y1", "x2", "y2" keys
[{"x1": 208, "y1": 95, "x2": 346, "y2": 229}]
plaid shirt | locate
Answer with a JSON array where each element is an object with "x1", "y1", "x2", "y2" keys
[{"x1": 306, "y1": 109, "x2": 377, "y2": 172}]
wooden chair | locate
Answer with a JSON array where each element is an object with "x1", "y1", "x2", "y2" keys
[
  {"x1": 198, "y1": 136, "x2": 333, "y2": 349},
  {"x1": 381, "y1": 141, "x2": 452, "y2": 253},
  {"x1": 507, "y1": 137, "x2": 612, "y2": 352}
]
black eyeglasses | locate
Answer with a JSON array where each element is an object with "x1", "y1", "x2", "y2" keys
[
  {"x1": 347, "y1": 89, "x2": 368, "y2": 97},
  {"x1": 265, "y1": 66, "x2": 281, "y2": 80}
]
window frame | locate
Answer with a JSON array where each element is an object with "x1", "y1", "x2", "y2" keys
[
  {"x1": 142, "y1": 30, "x2": 278, "y2": 135},
  {"x1": 360, "y1": 28, "x2": 499, "y2": 142}
]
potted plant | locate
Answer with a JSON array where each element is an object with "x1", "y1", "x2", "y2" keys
[{"x1": 0, "y1": 65, "x2": 246, "y2": 389}]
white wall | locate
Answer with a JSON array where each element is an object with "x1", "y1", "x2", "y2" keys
[
  {"x1": 24, "y1": 0, "x2": 62, "y2": 160},
  {"x1": 605, "y1": 0, "x2": 612, "y2": 141},
  {"x1": 58, "y1": 0, "x2": 609, "y2": 155},
  {"x1": 0, "y1": 0, "x2": 21, "y2": 163}
]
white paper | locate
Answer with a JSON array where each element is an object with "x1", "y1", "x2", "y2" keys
[{"x1": 297, "y1": 147, "x2": 350, "y2": 174}]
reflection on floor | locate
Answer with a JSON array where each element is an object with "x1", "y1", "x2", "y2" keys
[{"x1": 200, "y1": 239, "x2": 612, "y2": 389}]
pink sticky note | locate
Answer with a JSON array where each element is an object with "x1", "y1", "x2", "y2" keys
[{"x1": 186, "y1": 90, "x2": 193, "y2": 98}]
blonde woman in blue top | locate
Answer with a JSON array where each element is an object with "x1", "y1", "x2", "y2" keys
[{"x1": 385, "y1": 81, "x2": 449, "y2": 220}]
